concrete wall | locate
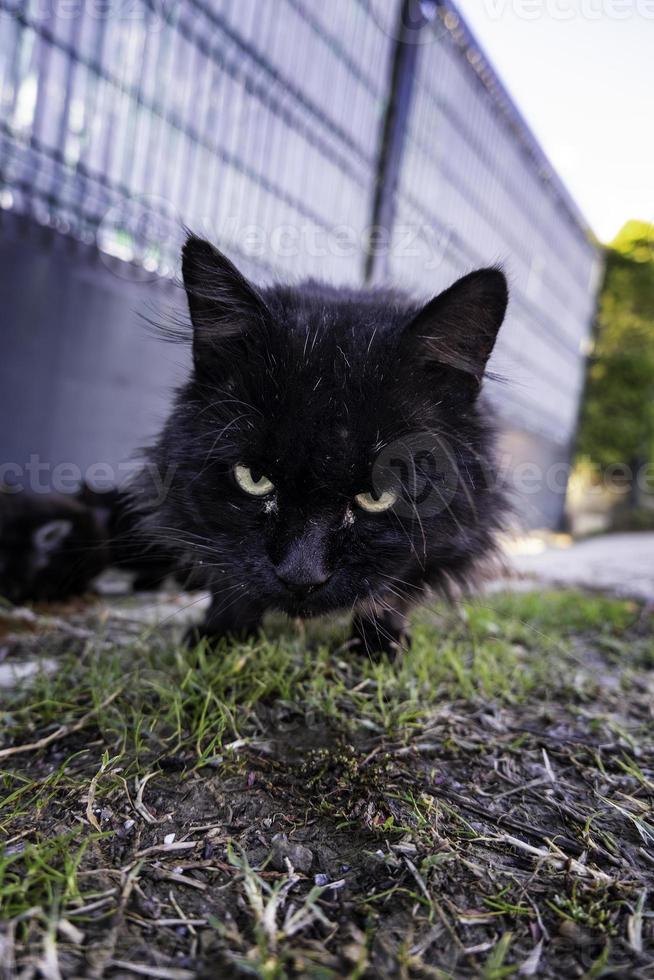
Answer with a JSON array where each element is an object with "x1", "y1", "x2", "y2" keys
[{"x1": 0, "y1": 213, "x2": 189, "y2": 485}]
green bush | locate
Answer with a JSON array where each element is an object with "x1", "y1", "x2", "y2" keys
[{"x1": 576, "y1": 221, "x2": 654, "y2": 480}]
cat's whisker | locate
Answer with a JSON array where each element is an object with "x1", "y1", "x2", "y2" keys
[
  {"x1": 379, "y1": 569, "x2": 418, "y2": 592},
  {"x1": 141, "y1": 591, "x2": 218, "y2": 636},
  {"x1": 406, "y1": 452, "x2": 428, "y2": 565},
  {"x1": 195, "y1": 386, "x2": 263, "y2": 420},
  {"x1": 184, "y1": 414, "x2": 253, "y2": 488},
  {"x1": 431, "y1": 432, "x2": 480, "y2": 525},
  {"x1": 380, "y1": 582, "x2": 412, "y2": 606},
  {"x1": 148, "y1": 578, "x2": 249, "y2": 637},
  {"x1": 376, "y1": 496, "x2": 418, "y2": 558},
  {"x1": 359, "y1": 613, "x2": 399, "y2": 664}
]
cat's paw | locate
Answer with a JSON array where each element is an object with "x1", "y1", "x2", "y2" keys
[{"x1": 349, "y1": 615, "x2": 408, "y2": 660}]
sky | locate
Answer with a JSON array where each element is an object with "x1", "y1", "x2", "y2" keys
[{"x1": 453, "y1": 0, "x2": 654, "y2": 243}]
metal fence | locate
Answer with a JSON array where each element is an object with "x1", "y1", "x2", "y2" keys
[
  {"x1": 0, "y1": 0, "x2": 399, "y2": 281},
  {"x1": 0, "y1": 0, "x2": 602, "y2": 526},
  {"x1": 387, "y1": 3, "x2": 601, "y2": 456}
]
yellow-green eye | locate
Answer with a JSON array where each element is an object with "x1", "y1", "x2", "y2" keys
[
  {"x1": 234, "y1": 464, "x2": 274, "y2": 497},
  {"x1": 354, "y1": 489, "x2": 398, "y2": 513}
]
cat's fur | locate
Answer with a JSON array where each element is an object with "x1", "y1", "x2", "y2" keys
[
  {"x1": 136, "y1": 235, "x2": 508, "y2": 655},
  {"x1": 79, "y1": 485, "x2": 179, "y2": 590}
]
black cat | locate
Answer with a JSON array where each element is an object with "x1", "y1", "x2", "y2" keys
[
  {"x1": 0, "y1": 490, "x2": 109, "y2": 604},
  {"x1": 135, "y1": 235, "x2": 508, "y2": 655},
  {"x1": 0, "y1": 484, "x2": 180, "y2": 605}
]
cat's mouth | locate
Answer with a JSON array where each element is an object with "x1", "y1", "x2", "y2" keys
[{"x1": 273, "y1": 585, "x2": 337, "y2": 618}]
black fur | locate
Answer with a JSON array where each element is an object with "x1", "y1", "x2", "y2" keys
[
  {"x1": 136, "y1": 235, "x2": 509, "y2": 655},
  {"x1": 79, "y1": 485, "x2": 179, "y2": 591}
]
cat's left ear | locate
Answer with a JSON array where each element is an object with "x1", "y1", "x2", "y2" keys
[
  {"x1": 181, "y1": 235, "x2": 269, "y2": 367},
  {"x1": 401, "y1": 267, "x2": 508, "y2": 384}
]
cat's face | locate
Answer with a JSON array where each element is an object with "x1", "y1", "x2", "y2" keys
[{"x1": 153, "y1": 237, "x2": 507, "y2": 616}]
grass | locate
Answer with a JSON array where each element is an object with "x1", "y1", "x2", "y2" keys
[{"x1": 0, "y1": 588, "x2": 652, "y2": 977}]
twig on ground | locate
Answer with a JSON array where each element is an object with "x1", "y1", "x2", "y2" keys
[
  {"x1": 108, "y1": 963, "x2": 195, "y2": 980},
  {"x1": 490, "y1": 833, "x2": 614, "y2": 883},
  {"x1": 0, "y1": 688, "x2": 124, "y2": 761}
]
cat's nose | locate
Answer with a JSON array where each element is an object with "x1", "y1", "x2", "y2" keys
[{"x1": 275, "y1": 563, "x2": 331, "y2": 596}]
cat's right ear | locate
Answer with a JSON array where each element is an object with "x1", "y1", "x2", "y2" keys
[
  {"x1": 181, "y1": 235, "x2": 268, "y2": 368},
  {"x1": 399, "y1": 267, "x2": 508, "y2": 392}
]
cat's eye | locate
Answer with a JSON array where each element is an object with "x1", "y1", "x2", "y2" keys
[
  {"x1": 234, "y1": 464, "x2": 275, "y2": 497},
  {"x1": 33, "y1": 519, "x2": 72, "y2": 552},
  {"x1": 354, "y1": 489, "x2": 398, "y2": 513}
]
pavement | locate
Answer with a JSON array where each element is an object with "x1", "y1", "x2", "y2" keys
[{"x1": 507, "y1": 532, "x2": 654, "y2": 604}]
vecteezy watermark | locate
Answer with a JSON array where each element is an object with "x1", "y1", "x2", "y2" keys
[
  {"x1": 371, "y1": 0, "x2": 654, "y2": 40},
  {"x1": 491, "y1": 454, "x2": 654, "y2": 499},
  {"x1": 218, "y1": 218, "x2": 452, "y2": 269},
  {"x1": 369, "y1": 0, "x2": 448, "y2": 45},
  {"x1": 369, "y1": 433, "x2": 654, "y2": 520},
  {"x1": 23, "y1": 0, "x2": 177, "y2": 29},
  {"x1": 371, "y1": 433, "x2": 462, "y2": 519},
  {"x1": 0, "y1": 457, "x2": 177, "y2": 507},
  {"x1": 479, "y1": 0, "x2": 654, "y2": 19},
  {"x1": 97, "y1": 194, "x2": 184, "y2": 283},
  {"x1": 96, "y1": 201, "x2": 455, "y2": 284},
  {"x1": 2, "y1": 448, "x2": 653, "y2": 515}
]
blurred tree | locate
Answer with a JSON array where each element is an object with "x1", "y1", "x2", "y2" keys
[{"x1": 576, "y1": 220, "x2": 654, "y2": 500}]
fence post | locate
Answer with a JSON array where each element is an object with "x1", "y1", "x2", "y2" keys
[{"x1": 364, "y1": 0, "x2": 437, "y2": 283}]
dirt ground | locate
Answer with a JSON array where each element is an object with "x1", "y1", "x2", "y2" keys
[{"x1": 0, "y1": 587, "x2": 653, "y2": 978}]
